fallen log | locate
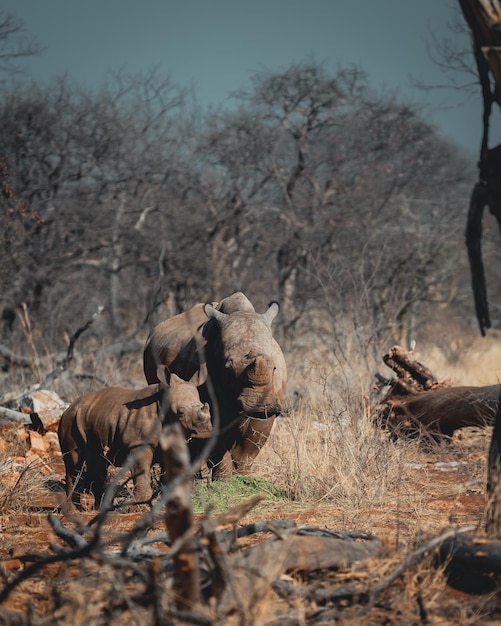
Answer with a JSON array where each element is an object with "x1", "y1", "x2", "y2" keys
[
  {"x1": 217, "y1": 527, "x2": 381, "y2": 617},
  {"x1": 440, "y1": 533, "x2": 501, "y2": 575},
  {"x1": 374, "y1": 346, "x2": 500, "y2": 437},
  {"x1": 0, "y1": 406, "x2": 32, "y2": 425},
  {"x1": 439, "y1": 532, "x2": 501, "y2": 593},
  {"x1": 381, "y1": 384, "x2": 499, "y2": 437},
  {"x1": 239, "y1": 531, "x2": 380, "y2": 574}
]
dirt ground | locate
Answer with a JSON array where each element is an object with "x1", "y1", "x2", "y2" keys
[{"x1": 0, "y1": 419, "x2": 499, "y2": 625}]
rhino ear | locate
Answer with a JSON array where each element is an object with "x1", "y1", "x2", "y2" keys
[
  {"x1": 262, "y1": 301, "x2": 280, "y2": 327},
  {"x1": 190, "y1": 362, "x2": 207, "y2": 387},
  {"x1": 156, "y1": 365, "x2": 171, "y2": 386},
  {"x1": 204, "y1": 302, "x2": 226, "y2": 323}
]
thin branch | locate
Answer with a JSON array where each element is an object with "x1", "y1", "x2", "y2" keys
[{"x1": 38, "y1": 305, "x2": 104, "y2": 389}]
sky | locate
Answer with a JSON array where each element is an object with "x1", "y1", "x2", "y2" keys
[{"x1": 1, "y1": 1, "x2": 494, "y2": 158}]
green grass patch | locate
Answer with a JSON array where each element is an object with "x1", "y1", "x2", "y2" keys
[{"x1": 192, "y1": 475, "x2": 287, "y2": 513}]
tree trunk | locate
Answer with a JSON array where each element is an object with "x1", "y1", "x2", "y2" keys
[{"x1": 486, "y1": 399, "x2": 501, "y2": 537}]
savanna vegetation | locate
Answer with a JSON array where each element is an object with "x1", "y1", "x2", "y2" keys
[
  {"x1": 2, "y1": 4, "x2": 501, "y2": 624},
  {"x1": 1, "y1": 8, "x2": 494, "y2": 396}
]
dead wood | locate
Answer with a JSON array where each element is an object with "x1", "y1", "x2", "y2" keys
[
  {"x1": 374, "y1": 345, "x2": 500, "y2": 437},
  {"x1": 289, "y1": 526, "x2": 476, "y2": 624},
  {"x1": 220, "y1": 518, "x2": 297, "y2": 541},
  {"x1": 0, "y1": 343, "x2": 33, "y2": 368},
  {"x1": 365, "y1": 526, "x2": 475, "y2": 606},
  {"x1": 212, "y1": 493, "x2": 266, "y2": 528},
  {"x1": 382, "y1": 345, "x2": 442, "y2": 395},
  {"x1": 215, "y1": 527, "x2": 381, "y2": 618},
  {"x1": 238, "y1": 532, "x2": 380, "y2": 574},
  {"x1": 198, "y1": 495, "x2": 272, "y2": 615},
  {"x1": 0, "y1": 306, "x2": 104, "y2": 407},
  {"x1": 383, "y1": 384, "x2": 499, "y2": 436},
  {"x1": 2, "y1": 506, "x2": 482, "y2": 624},
  {"x1": 438, "y1": 530, "x2": 501, "y2": 594},
  {"x1": 38, "y1": 305, "x2": 104, "y2": 390},
  {"x1": 160, "y1": 422, "x2": 200, "y2": 611},
  {"x1": 459, "y1": 0, "x2": 501, "y2": 334},
  {"x1": 0, "y1": 607, "x2": 37, "y2": 626},
  {"x1": 0, "y1": 406, "x2": 32, "y2": 425},
  {"x1": 440, "y1": 533, "x2": 501, "y2": 574}
]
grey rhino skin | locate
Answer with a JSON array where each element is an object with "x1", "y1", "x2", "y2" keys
[
  {"x1": 143, "y1": 292, "x2": 287, "y2": 479},
  {"x1": 58, "y1": 370, "x2": 211, "y2": 509}
]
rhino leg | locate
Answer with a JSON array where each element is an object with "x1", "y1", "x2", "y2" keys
[
  {"x1": 130, "y1": 447, "x2": 154, "y2": 503},
  {"x1": 206, "y1": 419, "x2": 270, "y2": 480},
  {"x1": 210, "y1": 451, "x2": 234, "y2": 480},
  {"x1": 190, "y1": 417, "x2": 274, "y2": 480},
  {"x1": 229, "y1": 417, "x2": 275, "y2": 475},
  {"x1": 62, "y1": 447, "x2": 83, "y2": 510},
  {"x1": 84, "y1": 453, "x2": 108, "y2": 509}
]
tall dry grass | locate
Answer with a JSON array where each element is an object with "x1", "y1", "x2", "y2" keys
[
  {"x1": 0, "y1": 323, "x2": 496, "y2": 624},
  {"x1": 252, "y1": 351, "x2": 490, "y2": 542},
  {"x1": 0, "y1": 314, "x2": 493, "y2": 539}
]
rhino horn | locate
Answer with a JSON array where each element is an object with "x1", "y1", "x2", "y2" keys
[
  {"x1": 262, "y1": 301, "x2": 280, "y2": 327},
  {"x1": 247, "y1": 354, "x2": 273, "y2": 385}
]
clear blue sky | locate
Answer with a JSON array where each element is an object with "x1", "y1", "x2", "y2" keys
[{"x1": 2, "y1": 1, "x2": 493, "y2": 157}]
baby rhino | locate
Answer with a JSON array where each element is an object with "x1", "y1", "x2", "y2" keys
[{"x1": 58, "y1": 368, "x2": 211, "y2": 510}]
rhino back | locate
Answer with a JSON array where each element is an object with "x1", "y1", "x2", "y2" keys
[
  {"x1": 67, "y1": 386, "x2": 161, "y2": 466},
  {"x1": 143, "y1": 303, "x2": 208, "y2": 383}
]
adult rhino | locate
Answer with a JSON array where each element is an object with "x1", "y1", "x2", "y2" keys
[
  {"x1": 143, "y1": 292, "x2": 287, "y2": 479},
  {"x1": 58, "y1": 368, "x2": 211, "y2": 510}
]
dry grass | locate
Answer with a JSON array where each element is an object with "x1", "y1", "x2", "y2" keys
[
  {"x1": 0, "y1": 423, "x2": 493, "y2": 624},
  {"x1": 252, "y1": 396, "x2": 489, "y2": 542},
  {"x1": 0, "y1": 328, "x2": 499, "y2": 623}
]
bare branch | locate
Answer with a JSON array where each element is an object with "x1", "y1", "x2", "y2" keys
[
  {"x1": 0, "y1": 10, "x2": 45, "y2": 77},
  {"x1": 38, "y1": 305, "x2": 104, "y2": 389}
]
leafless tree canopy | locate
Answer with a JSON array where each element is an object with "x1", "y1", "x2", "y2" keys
[
  {"x1": 0, "y1": 10, "x2": 44, "y2": 78},
  {"x1": 0, "y1": 13, "x2": 478, "y2": 384}
]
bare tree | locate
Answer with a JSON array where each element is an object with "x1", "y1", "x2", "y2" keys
[
  {"x1": 456, "y1": 0, "x2": 501, "y2": 335},
  {"x1": 452, "y1": 0, "x2": 501, "y2": 539},
  {"x1": 0, "y1": 10, "x2": 45, "y2": 323},
  {"x1": 189, "y1": 63, "x2": 472, "y2": 363},
  {"x1": 0, "y1": 57, "x2": 475, "y2": 387},
  {"x1": 0, "y1": 10, "x2": 43, "y2": 79},
  {"x1": 0, "y1": 70, "x2": 196, "y2": 350}
]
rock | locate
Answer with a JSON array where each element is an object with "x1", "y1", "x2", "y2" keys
[
  {"x1": 18, "y1": 390, "x2": 68, "y2": 433},
  {"x1": 28, "y1": 430, "x2": 50, "y2": 456}
]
